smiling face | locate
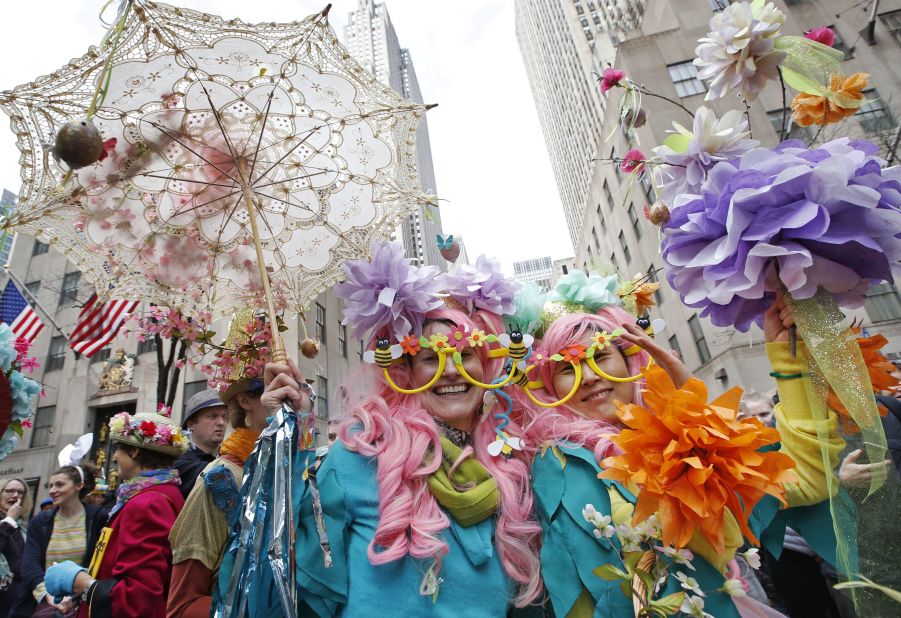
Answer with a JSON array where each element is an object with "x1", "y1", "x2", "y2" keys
[
  {"x1": 551, "y1": 341, "x2": 634, "y2": 424},
  {"x1": 411, "y1": 321, "x2": 485, "y2": 432},
  {"x1": 47, "y1": 472, "x2": 82, "y2": 508}
]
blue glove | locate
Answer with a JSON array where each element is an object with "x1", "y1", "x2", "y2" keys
[{"x1": 44, "y1": 560, "x2": 86, "y2": 597}]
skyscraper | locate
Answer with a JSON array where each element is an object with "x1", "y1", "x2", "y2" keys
[
  {"x1": 514, "y1": 0, "x2": 607, "y2": 248},
  {"x1": 517, "y1": 0, "x2": 901, "y2": 395},
  {"x1": 344, "y1": 0, "x2": 445, "y2": 268}
]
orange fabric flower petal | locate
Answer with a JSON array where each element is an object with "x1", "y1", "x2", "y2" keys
[
  {"x1": 598, "y1": 364, "x2": 798, "y2": 552},
  {"x1": 791, "y1": 72, "x2": 869, "y2": 127},
  {"x1": 826, "y1": 332, "x2": 896, "y2": 433}
]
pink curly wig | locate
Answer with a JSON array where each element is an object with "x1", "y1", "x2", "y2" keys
[
  {"x1": 514, "y1": 306, "x2": 652, "y2": 463},
  {"x1": 337, "y1": 306, "x2": 542, "y2": 606}
]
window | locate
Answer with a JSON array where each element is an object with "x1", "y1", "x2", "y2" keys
[
  {"x1": 881, "y1": 9, "x2": 901, "y2": 45},
  {"x1": 667, "y1": 61, "x2": 705, "y2": 98},
  {"x1": 316, "y1": 376, "x2": 328, "y2": 419},
  {"x1": 46, "y1": 336, "x2": 66, "y2": 371},
  {"x1": 59, "y1": 271, "x2": 80, "y2": 306},
  {"x1": 628, "y1": 204, "x2": 642, "y2": 239},
  {"x1": 358, "y1": 340, "x2": 364, "y2": 360},
  {"x1": 31, "y1": 406, "x2": 55, "y2": 448},
  {"x1": 647, "y1": 266, "x2": 663, "y2": 306},
  {"x1": 602, "y1": 180, "x2": 614, "y2": 211},
  {"x1": 829, "y1": 25, "x2": 853, "y2": 59},
  {"x1": 610, "y1": 252, "x2": 618, "y2": 273},
  {"x1": 707, "y1": 0, "x2": 734, "y2": 9},
  {"x1": 24, "y1": 281, "x2": 40, "y2": 298},
  {"x1": 618, "y1": 231, "x2": 631, "y2": 264},
  {"x1": 865, "y1": 284, "x2": 901, "y2": 322},
  {"x1": 137, "y1": 337, "x2": 157, "y2": 356},
  {"x1": 640, "y1": 174, "x2": 655, "y2": 204},
  {"x1": 591, "y1": 227, "x2": 600, "y2": 251},
  {"x1": 586, "y1": 246, "x2": 594, "y2": 263},
  {"x1": 32, "y1": 240, "x2": 50, "y2": 256},
  {"x1": 668, "y1": 334, "x2": 682, "y2": 360},
  {"x1": 596, "y1": 203, "x2": 604, "y2": 226},
  {"x1": 338, "y1": 324, "x2": 347, "y2": 358},
  {"x1": 182, "y1": 381, "x2": 208, "y2": 418},
  {"x1": 767, "y1": 109, "x2": 809, "y2": 141},
  {"x1": 688, "y1": 315, "x2": 712, "y2": 364},
  {"x1": 90, "y1": 347, "x2": 111, "y2": 364},
  {"x1": 857, "y1": 89, "x2": 894, "y2": 133},
  {"x1": 315, "y1": 302, "x2": 326, "y2": 341}
]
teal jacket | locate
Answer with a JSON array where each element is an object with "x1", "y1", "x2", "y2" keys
[
  {"x1": 296, "y1": 441, "x2": 515, "y2": 617},
  {"x1": 532, "y1": 444, "x2": 845, "y2": 618}
]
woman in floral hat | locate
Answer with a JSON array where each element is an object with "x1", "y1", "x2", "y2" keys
[
  {"x1": 42, "y1": 410, "x2": 189, "y2": 618},
  {"x1": 262, "y1": 241, "x2": 542, "y2": 616},
  {"x1": 513, "y1": 271, "x2": 845, "y2": 618}
]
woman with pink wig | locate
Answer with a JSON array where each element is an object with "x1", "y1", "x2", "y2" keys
[
  {"x1": 264, "y1": 242, "x2": 542, "y2": 616},
  {"x1": 514, "y1": 271, "x2": 846, "y2": 618}
]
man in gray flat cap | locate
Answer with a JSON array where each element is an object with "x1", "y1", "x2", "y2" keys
[{"x1": 173, "y1": 389, "x2": 228, "y2": 497}]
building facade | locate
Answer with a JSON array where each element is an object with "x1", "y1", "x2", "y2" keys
[
  {"x1": 0, "y1": 230, "x2": 361, "y2": 507},
  {"x1": 344, "y1": 0, "x2": 446, "y2": 268},
  {"x1": 518, "y1": 0, "x2": 901, "y2": 395},
  {"x1": 515, "y1": 0, "x2": 608, "y2": 249},
  {"x1": 513, "y1": 256, "x2": 555, "y2": 291}
]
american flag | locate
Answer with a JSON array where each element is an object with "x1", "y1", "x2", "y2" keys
[
  {"x1": 68, "y1": 293, "x2": 138, "y2": 357},
  {"x1": 0, "y1": 280, "x2": 45, "y2": 341}
]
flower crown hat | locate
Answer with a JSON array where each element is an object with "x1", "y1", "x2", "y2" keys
[
  {"x1": 506, "y1": 269, "x2": 664, "y2": 408},
  {"x1": 108, "y1": 406, "x2": 189, "y2": 457},
  {"x1": 203, "y1": 308, "x2": 273, "y2": 404},
  {"x1": 335, "y1": 239, "x2": 527, "y2": 394}
]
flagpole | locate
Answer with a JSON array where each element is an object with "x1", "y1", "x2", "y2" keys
[{"x1": 4, "y1": 267, "x2": 70, "y2": 337}]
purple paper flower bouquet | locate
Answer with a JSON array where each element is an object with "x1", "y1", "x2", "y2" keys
[{"x1": 661, "y1": 138, "x2": 901, "y2": 331}]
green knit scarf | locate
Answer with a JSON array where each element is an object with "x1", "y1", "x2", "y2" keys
[{"x1": 426, "y1": 437, "x2": 499, "y2": 527}]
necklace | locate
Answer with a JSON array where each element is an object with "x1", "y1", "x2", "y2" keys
[{"x1": 433, "y1": 418, "x2": 472, "y2": 449}]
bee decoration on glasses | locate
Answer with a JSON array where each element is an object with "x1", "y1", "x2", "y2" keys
[
  {"x1": 636, "y1": 315, "x2": 666, "y2": 338},
  {"x1": 499, "y1": 330, "x2": 534, "y2": 366},
  {"x1": 363, "y1": 337, "x2": 403, "y2": 368}
]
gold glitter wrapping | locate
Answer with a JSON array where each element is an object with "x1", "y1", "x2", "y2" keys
[
  {"x1": 770, "y1": 272, "x2": 901, "y2": 614},
  {"x1": 223, "y1": 308, "x2": 257, "y2": 383},
  {"x1": 784, "y1": 290, "x2": 888, "y2": 495},
  {"x1": 776, "y1": 35, "x2": 844, "y2": 93}
]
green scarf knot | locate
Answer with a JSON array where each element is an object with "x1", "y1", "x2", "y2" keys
[{"x1": 427, "y1": 437, "x2": 499, "y2": 527}]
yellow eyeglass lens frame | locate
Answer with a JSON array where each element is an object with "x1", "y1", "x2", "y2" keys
[
  {"x1": 523, "y1": 335, "x2": 654, "y2": 407},
  {"x1": 378, "y1": 330, "x2": 519, "y2": 395}
]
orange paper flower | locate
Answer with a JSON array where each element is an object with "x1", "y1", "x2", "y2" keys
[
  {"x1": 826, "y1": 330, "x2": 896, "y2": 434},
  {"x1": 631, "y1": 281, "x2": 660, "y2": 315},
  {"x1": 599, "y1": 365, "x2": 798, "y2": 553},
  {"x1": 791, "y1": 72, "x2": 869, "y2": 127}
]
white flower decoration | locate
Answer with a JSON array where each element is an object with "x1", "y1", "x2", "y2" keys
[{"x1": 694, "y1": 1, "x2": 786, "y2": 101}]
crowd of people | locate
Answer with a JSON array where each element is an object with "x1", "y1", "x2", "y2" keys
[{"x1": 0, "y1": 245, "x2": 899, "y2": 618}]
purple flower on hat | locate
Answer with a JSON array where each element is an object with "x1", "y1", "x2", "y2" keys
[
  {"x1": 439, "y1": 255, "x2": 521, "y2": 316},
  {"x1": 335, "y1": 239, "x2": 444, "y2": 340},
  {"x1": 661, "y1": 138, "x2": 901, "y2": 332}
]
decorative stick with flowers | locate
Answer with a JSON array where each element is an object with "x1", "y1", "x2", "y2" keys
[{"x1": 595, "y1": 0, "x2": 901, "y2": 498}]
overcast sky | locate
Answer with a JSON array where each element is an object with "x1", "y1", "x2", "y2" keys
[{"x1": 0, "y1": 0, "x2": 575, "y2": 272}]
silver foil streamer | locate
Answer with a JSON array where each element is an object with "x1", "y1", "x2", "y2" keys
[{"x1": 213, "y1": 403, "x2": 297, "y2": 618}]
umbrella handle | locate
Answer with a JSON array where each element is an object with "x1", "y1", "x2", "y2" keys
[{"x1": 237, "y1": 159, "x2": 288, "y2": 363}]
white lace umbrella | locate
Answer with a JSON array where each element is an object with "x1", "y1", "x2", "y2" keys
[{"x1": 0, "y1": 2, "x2": 433, "y2": 327}]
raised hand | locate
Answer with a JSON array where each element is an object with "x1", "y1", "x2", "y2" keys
[{"x1": 618, "y1": 320, "x2": 692, "y2": 388}]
